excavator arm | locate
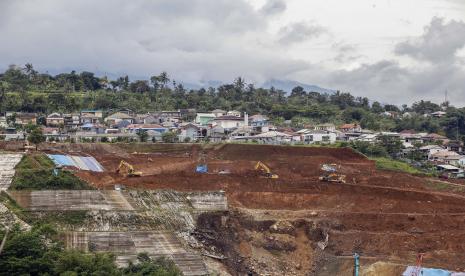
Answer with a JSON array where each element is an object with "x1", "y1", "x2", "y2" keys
[
  {"x1": 254, "y1": 161, "x2": 279, "y2": 179},
  {"x1": 116, "y1": 160, "x2": 142, "y2": 177}
]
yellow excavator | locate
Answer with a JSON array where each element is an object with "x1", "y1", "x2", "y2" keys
[
  {"x1": 254, "y1": 161, "x2": 279, "y2": 179},
  {"x1": 319, "y1": 164, "x2": 346, "y2": 183},
  {"x1": 116, "y1": 160, "x2": 142, "y2": 177}
]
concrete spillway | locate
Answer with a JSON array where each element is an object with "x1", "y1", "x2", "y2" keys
[
  {"x1": 65, "y1": 231, "x2": 208, "y2": 276},
  {"x1": 8, "y1": 189, "x2": 227, "y2": 275},
  {"x1": 0, "y1": 153, "x2": 23, "y2": 191}
]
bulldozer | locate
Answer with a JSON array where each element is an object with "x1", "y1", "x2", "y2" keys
[
  {"x1": 116, "y1": 160, "x2": 142, "y2": 177},
  {"x1": 254, "y1": 161, "x2": 279, "y2": 179},
  {"x1": 319, "y1": 163, "x2": 346, "y2": 183}
]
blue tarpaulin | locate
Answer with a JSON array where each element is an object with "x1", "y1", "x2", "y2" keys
[
  {"x1": 82, "y1": 157, "x2": 104, "y2": 172},
  {"x1": 403, "y1": 266, "x2": 465, "y2": 276},
  {"x1": 196, "y1": 164, "x2": 208, "y2": 173},
  {"x1": 48, "y1": 154, "x2": 74, "y2": 167},
  {"x1": 47, "y1": 154, "x2": 104, "y2": 172}
]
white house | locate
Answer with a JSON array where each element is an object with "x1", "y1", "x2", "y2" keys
[
  {"x1": 419, "y1": 145, "x2": 446, "y2": 159},
  {"x1": 195, "y1": 113, "x2": 216, "y2": 125},
  {"x1": 296, "y1": 130, "x2": 337, "y2": 144},
  {"x1": 314, "y1": 123, "x2": 336, "y2": 132},
  {"x1": 213, "y1": 115, "x2": 245, "y2": 130},
  {"x1": 178, "y1": 123, "x2": 203, "y2": 142},
  {"x1": 232, "y1": 130, "x2": 291, "y2": 144},
  {"x1": 46, "y1": 113, "x2": 65, "y2": 126},
  {"x1": 339, "y1": 123, "x2": 361, "y2": 133},
  {"x1": 356, "y1": 133, "x2": 378, "y2": 143},
  {"x1": 126, "y1": 124, "x2": 167, "y2": 134},
  {"x1": 0, "y1": 116, "x2": 7, "y2": 128},
  {"x1": 226, "y1": 110, "x2": 241, "y2": 117},
  {"x1": 211, "y1": 109, "x2": 226, "y2": 117},
  {"x1": 400, "y1": 131, "x2": 423, "y2": 147},
  {"x1": 63, "y1": 113, "x2": 81, "y2": 129},
  {"x1": 431, "y1": 111, "x2": 446, "y2": 118},
  {"x1": 104, "y1": 112, "x2": 135, "y2": 126}
]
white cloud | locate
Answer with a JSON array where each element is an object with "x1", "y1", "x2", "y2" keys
[
  {"x1": 260, "y1": 0, "x2": 286, "y2": 16},
  {"x1": 1, "y1": 0, "x2": 465, "y2": 105},
  {"x1": 395, "y1": 17, "x2": 465, "y2": 63},
  {"x1": 277, "y1": 22, "x2": 327, "y2": 45}
]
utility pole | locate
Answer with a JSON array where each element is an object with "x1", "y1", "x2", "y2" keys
[
  {"x1": 456, "y1": 117, "x2": 459, "y2": 141},
  {"x1": 354, "y1": 253, "x2": 360, "y2": 276}
]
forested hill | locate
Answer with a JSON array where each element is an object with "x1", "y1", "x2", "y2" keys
[{"x1": 1, "y1": 64, "x2": 464, "y2": 140}]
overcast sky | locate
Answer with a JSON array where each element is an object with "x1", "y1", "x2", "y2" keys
[{"x1": 1, "y1": 0, "x2": 465, "y2": 105}]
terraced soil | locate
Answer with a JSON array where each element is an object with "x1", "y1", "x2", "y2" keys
[{"x1": 21, "y1": 143, "x2": 465, "y2": 275}]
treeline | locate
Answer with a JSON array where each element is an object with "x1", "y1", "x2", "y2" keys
[
  {"x1": 0, "y1": 223, "x2": 181, "y2": 275},
  {"x1": 1, "y1": 64, "x2": 464, "y2": 141}
]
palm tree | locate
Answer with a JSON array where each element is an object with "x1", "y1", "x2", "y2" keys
[
  {"x1": 68, "y1": 71, "x2": 78, "y2": 92},
  {"x1": 24, "y1": 63, "x2": 34, "y2": 74},
  {"x1": 23, "y1": 63, "x2": 37, "y2": 82},
  {"x1": 150, "y1": 75, "x2": 160, "y2": 91},
  {"x1": 158, "y1": 72, "x2": 170, "y2": 90}
]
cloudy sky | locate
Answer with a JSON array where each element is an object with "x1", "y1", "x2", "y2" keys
[{"x1": 1, "y1": 0, "x2": 465, "y2": 105}]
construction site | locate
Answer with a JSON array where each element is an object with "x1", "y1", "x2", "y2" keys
[{"x1": 1, "y1": 142, "x2": 465, "y2": 275}]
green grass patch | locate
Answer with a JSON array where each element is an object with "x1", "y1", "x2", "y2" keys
[
  {"x1": 425, "y1": 180, "x2": 465, "y2": 193},
  {"x1": 0, "y1": 191, "x2": 31, "y2": 222},
  {"x1": 10, "y1": 154, "x2": 93, "y2": 190},
  {"x1": 15, "y1": 154, "x2": 54, "y2": 170},
  {"x1": 116, "y1": 143, "x2": 194, "y2": 153},
  {"x1": 370, "y1": 157, "x2": 423, "y2": 175},
  {"x1": 1, "y1": 191, "x2": 88, "y2": 227},
  {"x1": 31, "y1": 211, "x2": 89, "y2": 227}
]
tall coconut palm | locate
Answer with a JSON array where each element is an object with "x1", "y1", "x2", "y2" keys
[{"x1": 158, "y1": 71, "x2": 170, "y2": 90}]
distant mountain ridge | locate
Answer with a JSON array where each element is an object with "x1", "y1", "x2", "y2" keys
[
  {"x1": 183, "y1": 79, "x2": 335, "y2": 94},
  {"x1": 261, "y1": 79, "x2": 335, "y2": 94}
]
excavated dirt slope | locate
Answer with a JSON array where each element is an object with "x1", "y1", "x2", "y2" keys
[{"x1": 39, "y1": 143, "x2": 465, "y2": 275}]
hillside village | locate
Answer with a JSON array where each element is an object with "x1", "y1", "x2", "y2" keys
[{"x1": 1, "y1": 108, "x2": 464, "y2": 179}]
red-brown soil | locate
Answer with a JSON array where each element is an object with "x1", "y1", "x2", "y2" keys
[{"x1": 42, "y1": 143, "x2": 465, "y2": 275}]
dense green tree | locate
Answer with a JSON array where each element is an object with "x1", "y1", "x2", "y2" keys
[
  {"x1": 2, "y1": 65, "x2": 28, "y2": 92},
  {"x1": 136, "y1": 130, "x2": 149, "y2": 142},
  {"x1": 411, "y1": 100, "x2": 441, "y2": 114},
  {"x1": 161, "y1": 131, "x2": 177, "y2": 143},
  {"x1": 122, "y1": 253, "x2": 181, "y2": 276},
  {"x1": 130, "y1": 80, "x2": 150, "y2": 93},
  {"x1": 28, "y1": 127, "x2": 46, "y2": 150},
  {"x1": 371, "y1": 101, "x2": 384, "y2": 113},
  {"x1": 378, "y1": 135, "x2": 403, "y2": 157},
  {"x1": 0, "y1": 225, "x2": 181, "y2": 276},
  {"x1": 80, "y1": 71, "x2": 101, "y2": 91},
  {"x1": 1, "y1": 65, "x2": 463, "y2": 141}
]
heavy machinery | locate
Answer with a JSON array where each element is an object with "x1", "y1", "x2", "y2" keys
[
  {"x1": 195, "y1": 152, "x2": 208, "y2": 174},
  {"x1": 254, "y1": 161, "x2": 279, "y2": 179},
  {"x1": 116, "y1": 160, "x2": 142, "y2": 177},
  {"x1": 319, "y1": 163, "x2": 346, "y2": 183}
]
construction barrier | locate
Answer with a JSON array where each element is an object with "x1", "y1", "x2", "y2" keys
[{"x1": 47, "y1": 154, "x2": 104, "y2": 172}]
